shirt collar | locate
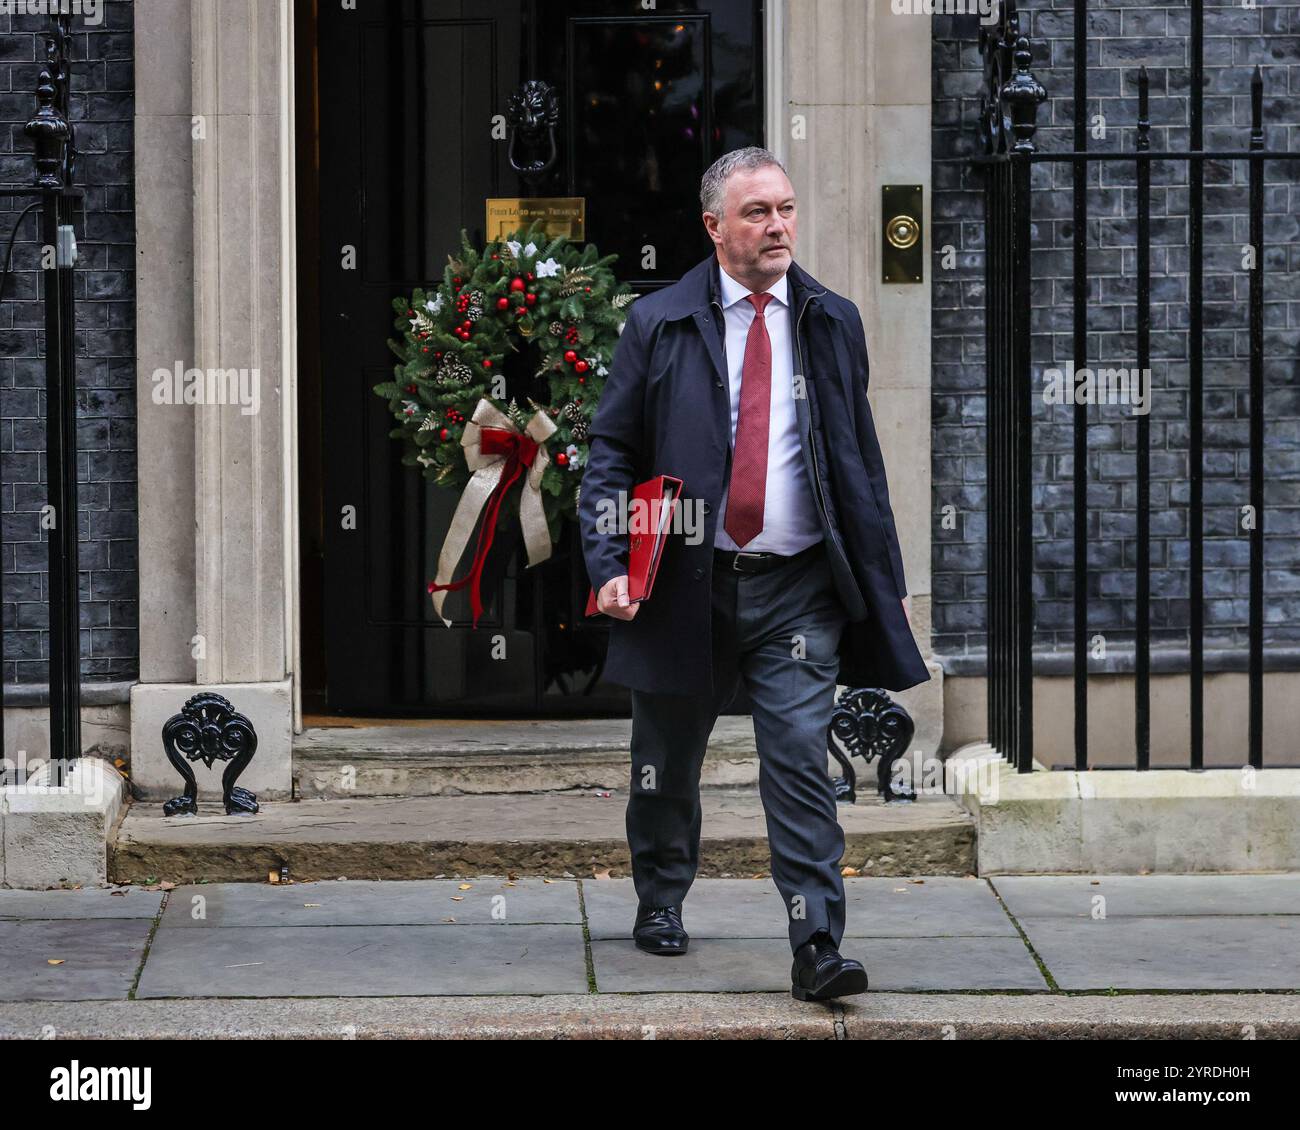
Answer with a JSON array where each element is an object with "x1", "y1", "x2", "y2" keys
[{"x1": 717, "y1": 259, "x2": 788, "y2": 311}]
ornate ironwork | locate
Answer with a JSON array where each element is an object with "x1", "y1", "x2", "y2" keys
[
  {"x1": 24, "y1": 64, "x2": 69, "y2": 190},
  {"x1": 24, "y1": 16, "x2": 76, "y2": 188},
  {"x1": 506, "y1": 79, "x2": 560, "y2": 189},
  {"x1": 162, "y1": 693, "x2": 260, "y2": 816},
  {"x1": 11, "y1": 14, "x2": 83, "y2": 768},
  {"x1": 826, "y1": 688, "x2": 917, "y2": 804},
  {"x1": 1004, "y1": 38, "x2": 1047, "y2": 154},
  {"x1": 977, "y1": 1, "x2": 1045, "y2": 159}
]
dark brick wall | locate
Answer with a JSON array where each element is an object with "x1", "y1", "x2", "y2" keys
[
  {"x1": 931, "y1": 0, "x2": 1300, "y2": 671},
  {"x1": 0, "y1": 2, "x2": 136, "y2": 688}
]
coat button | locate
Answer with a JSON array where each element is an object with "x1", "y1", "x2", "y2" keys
[
  {"x1": 714, "y1": 380, "x2": 723, "y2": 388},
  {"x1": 693, "y1": 567, "x2": 704, "y2": 581}
]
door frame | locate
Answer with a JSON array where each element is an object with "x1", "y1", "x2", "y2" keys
[{"x1": 290, "y1": 0, "x2": 790, "y2": 728}]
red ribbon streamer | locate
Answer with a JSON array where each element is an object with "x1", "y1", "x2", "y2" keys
[{"x1": 427, "y1": 426, "x2": 541, "y2": 627}]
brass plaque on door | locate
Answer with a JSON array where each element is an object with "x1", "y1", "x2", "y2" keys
[
  {"x1": 486, "y1": 197, "x2": 586, "y2": 241},
  {"x1": 882, "y1": 185, "x2": 923, "y2": 284}
]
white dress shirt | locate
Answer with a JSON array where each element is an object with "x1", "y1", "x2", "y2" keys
[{"x1": 714, "y1": 264, "x2": 824, "y2": 555}]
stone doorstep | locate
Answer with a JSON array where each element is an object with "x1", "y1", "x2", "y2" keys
[
  {"x1": 947, "y1": 744, "x2": 1300, "y2": 874},
  {"x1": 107, "y1": 789, "x2": 976, "y2": 885},
  {"x1": 290, "y1": 715, "x2": 763, "y2": 798}
]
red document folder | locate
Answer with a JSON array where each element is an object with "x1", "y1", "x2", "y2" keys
[{"x1": 585, "y1": 475, "x2": 684, "y2": 617}]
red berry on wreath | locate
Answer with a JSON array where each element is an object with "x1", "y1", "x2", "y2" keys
[
  {"x1": 575, "y1": 360, "x2": 589, "y2": 374},
  {"x1": 453, "y1": 276, "x2": 462, "y2": 285},
  {"x1": 440, "y1": 428, "x2": 449, "y2": 441},
  {"x1": 525, "y1": 293, "x2": 537, "y2": 305},
  {"x1": 496, "y1": 297, "x2": 510, "y2": 310},
  {"x1": 585, "y1": 287, "x2": 592, "y2": 293},
  {"x1": 556, "y1": 452, "x2": 568, "y2": 466},
  {"x1": 526, "y1": 272, "x2": 534, "y2": 280},
  {"x1": 564, "y1": 350, "x2": 578, "y2": 364},
  {"x1": 407, "y1": 384, "x2": 417, "y2": 393},
  {"x1": 482, "y1": 359, "x2": 492, "y2": 368},
  {"x1": 578, "y1": 377, "x2": 586, "y2": 384},
  {"x1": 491, "y1": 253, "x2": 499, "y2": 260},
  {"x1": 509, "y1": 277, "x2": 525, "y2": 292}
]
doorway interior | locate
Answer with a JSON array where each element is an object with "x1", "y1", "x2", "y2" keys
[{"x1": 294, "y1": 0, "x2": 767, "y2": 719}]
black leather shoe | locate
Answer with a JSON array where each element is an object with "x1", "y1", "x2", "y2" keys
[
  {"x1": 633, "y1": 903, "x2": 688, "y2": 955},
  {"x1": 790, "y1": 929, "x2": 868, "y2": 1001}
]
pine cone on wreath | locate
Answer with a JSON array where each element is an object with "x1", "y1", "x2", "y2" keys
[{"x1": 438, "y1": 359, "x2": 473, "y2": 386}]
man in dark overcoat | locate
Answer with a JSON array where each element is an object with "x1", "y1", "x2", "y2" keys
[{"x1": 578, "y1": 146, "x2": 929, "y2": 1001}]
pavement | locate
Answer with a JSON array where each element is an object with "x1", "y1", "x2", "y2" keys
[{"x1": 1, "y1": 873, "x2": 1298, "y2": 1039}]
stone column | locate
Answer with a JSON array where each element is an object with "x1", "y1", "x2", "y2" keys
[
  {"x1": 781, "y1": 1, "x2": 943, "y2": 755},
  {"x1": 131, "y1": 0, "x2": 295, "y2": 800}
]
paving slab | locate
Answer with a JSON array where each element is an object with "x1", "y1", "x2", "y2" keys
[
  {"x1": 584, "y1": 876, "x2": 1016, "y2": 939},
  {"x1": 992, "y1": 873, "x2": 1300, "y2": 917},
  {"x1": 0, "y1": 919, "x2": 153, "y2": 1002},
  {"x1": 0, "y1": 887, "x2": 163, "y2": 921},
  {"x1": 590, "y1": 936, "x2": 1047, "y2": 992},
  {"x1": 157, "y1": 878, "x2": 581, "y2": 928},
  {"x1": 1019, "y1": 916, "x2": 1300, "y2": 991},
  {"x1": 136, "y1": 924, "x2": 589, "y2": 998}
]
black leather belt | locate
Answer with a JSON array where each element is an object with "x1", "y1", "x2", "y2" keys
[{"x1": 713, "y1": 541, "x2": 823, "y2": 574}]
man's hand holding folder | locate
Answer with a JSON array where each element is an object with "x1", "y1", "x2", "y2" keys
[
  {"x1": 585, "y1": 474, "x2": 683, "y2": 620},
  {"x1": 593, "y1": 574, "x2": 640, "y2": 620}
]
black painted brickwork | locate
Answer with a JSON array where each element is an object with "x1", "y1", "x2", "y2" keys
[
  {"x1": 0, "y1": 1, "x2": 136, "y2": 687},
  {"x1": 931, "y1": 0, "x2": 1300, "y2": 668}
]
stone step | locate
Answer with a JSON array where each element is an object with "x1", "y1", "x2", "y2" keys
[
  {"x1": 109, "y1": 789, "x2": 976, "y2": 885},
  {"x1": 292, "y1": 717, "x2": 763, "y2": 798}
]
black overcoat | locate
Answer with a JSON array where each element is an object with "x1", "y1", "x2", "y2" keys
[{"x1": 578, "y1": 253, "x2": 930, "y2": 696}]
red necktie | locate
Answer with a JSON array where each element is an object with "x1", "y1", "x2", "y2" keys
[{"x1": 723, "y1": 292, "x2": 773, "y2": 547}]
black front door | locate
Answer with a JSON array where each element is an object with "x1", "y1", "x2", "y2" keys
[{"x1": 315, "y1": 0, "x2": 765, "y2": 715}]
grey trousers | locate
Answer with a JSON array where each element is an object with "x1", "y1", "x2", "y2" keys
[{"x1": 626, "y1": 538, "x2": 850, "y2": 955}]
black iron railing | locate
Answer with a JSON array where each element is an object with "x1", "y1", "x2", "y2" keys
[
  {"x1": 1, "y1": 14, "x2": 82, "y2": 766},
  {"x1": 974, "y1": 1, "x2": 1298, "y2": 772}
]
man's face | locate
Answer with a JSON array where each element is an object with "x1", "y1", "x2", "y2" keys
[{"x1": 704, "y1": 165, "x2": 797, "y2": 283}]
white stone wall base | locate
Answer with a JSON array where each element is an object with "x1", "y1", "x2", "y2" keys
[
  {"x1": 949, "y1": 743, "x2": 1300, "y2": 874},
  {"x1": 129, "y1": 681, "x2": 293, "y2": 804},
  {"x1": 1, "y1": 759, "x2": 128, "y2": 889},
  {"x1": 3, "y1": 704, "x2": 130, "y2": 762}
]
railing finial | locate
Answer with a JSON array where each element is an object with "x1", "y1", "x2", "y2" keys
[{"x1": 1003, "y1": 36, "x2": 1047, "y2": 155}]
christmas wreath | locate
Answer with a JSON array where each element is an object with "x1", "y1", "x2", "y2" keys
[{"x1": 374, "y1": 220, "x2": 636, "y2": 626}]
